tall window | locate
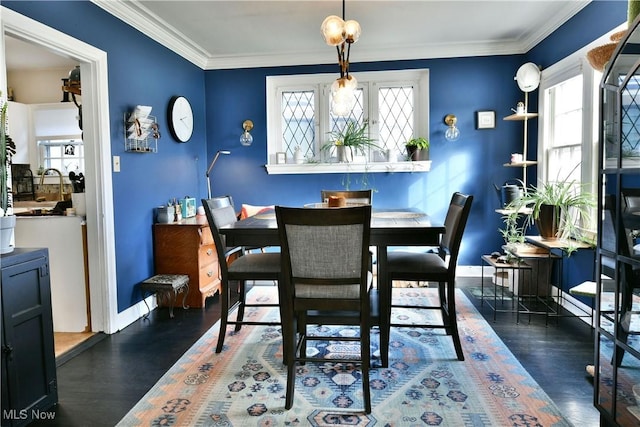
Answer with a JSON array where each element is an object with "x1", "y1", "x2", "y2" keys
[
  {"x1": 544, "y1": 75, "x2": 583, "y2": 183},
  {"x1": 538, "y1": 55, "x2": 601, "y2": 231},
  {"x1": 267, "y1": 69, "x2": 429, "y2": 171}
]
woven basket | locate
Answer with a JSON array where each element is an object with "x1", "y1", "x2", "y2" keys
[
  {"x1": 587, "y1": 43, "x2": 618, "y2": 72},
  {"x1": 610, "y1": 30, "x2": 627, "y2": 43}
]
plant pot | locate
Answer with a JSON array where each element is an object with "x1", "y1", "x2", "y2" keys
[
  {"x1": 336, "y1": 145, "x2": 353, "y2": 163},
  {"x1": 536, "y1": 204, "x2": 561, "y2": 239},
  {"x1": 407, "y1": 146, "x2": 429, "y2": 161},
  {"x1": 0, "y1": 215, "x2": 16, "y2": 254}
]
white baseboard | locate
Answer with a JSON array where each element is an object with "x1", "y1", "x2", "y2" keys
[{"x1": 114, "y1": 295, "x2": 156, "y2": 332}]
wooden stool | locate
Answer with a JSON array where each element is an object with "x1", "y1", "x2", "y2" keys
[{"x1": 140, "y1": 274, "x2": 190, "y2": 318}]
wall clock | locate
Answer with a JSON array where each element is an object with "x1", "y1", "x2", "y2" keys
[{"x1": 168, "y1": 95, "x2": 193, "y2": 142}]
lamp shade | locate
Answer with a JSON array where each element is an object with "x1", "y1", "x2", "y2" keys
[
  {"x1": 343, "y1": 20, "x2": 361, "y2": 43},
  {"x1": 515, "y1": 62, "x2": 541, "y2": 92},
  {"x1": 321, "y1": 15, "x2": 346, "y2": 46}
]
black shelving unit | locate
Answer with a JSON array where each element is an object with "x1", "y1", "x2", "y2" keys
[{"x1": 595, "y1": 15, "x2": 640, "y2": 426}]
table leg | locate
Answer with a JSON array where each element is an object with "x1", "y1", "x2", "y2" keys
[{"x1": 377, "y1": 244, "x2": 389, "y2": 368}]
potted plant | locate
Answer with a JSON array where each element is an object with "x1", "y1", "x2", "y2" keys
[
  {"x1": 505, "y1": 179, "x2": 595, "y2": 254},
  {"x1": 0, "y1": 91, "x2": 17, "y2": 254},
  {"x1": 322, "y1": 119, "x2": 380, "y2": 163},
  {"x1": 405, "y1": 136, "x2": 430, "y2": 161}
]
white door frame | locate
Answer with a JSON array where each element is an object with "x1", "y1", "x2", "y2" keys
[{"x1": 1, "y1": 7, "x2": 118, "y2": 333}]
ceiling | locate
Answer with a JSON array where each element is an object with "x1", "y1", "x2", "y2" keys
[{"x1": 6, "y1": 0, "x2": 593, "y2": 71}]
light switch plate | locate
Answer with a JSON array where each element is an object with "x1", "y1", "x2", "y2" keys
[{"x1": 113, "y1": 156, "x2": 121, "y2": 172}]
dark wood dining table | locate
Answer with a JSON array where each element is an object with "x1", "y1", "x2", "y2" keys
[{"x1": 219, "y1": 207, "x2": 445, "y2": 366}]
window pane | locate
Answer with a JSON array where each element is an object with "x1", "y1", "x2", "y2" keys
[
  {"x1": 37, "y1": 139, "x2": 84, "y2": 174},
  {"x1": 379, "y1": 86, "x2": 414, "y2": 155},
  {"x1": 546, "y1": 75, "x2": 582, "y2": 182},
  {"x1": 281, "y1": 90, "x2": 315, "y2": 159},
  {"x1": 329, "y1": 88, "x2": 364, "y2": 135},
  {"x1": 621, "y1": 75, "x2": 640, "y2": 157},
  {"x1": 548, "y1": 145, "x2": 581, "y2": 182},
  {"x1": 550, "y1": 75, "x2": 582, "y2": 148}
]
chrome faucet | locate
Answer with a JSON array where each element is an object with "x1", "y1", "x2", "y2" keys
[{"x1": 39, "y1": 168, "x2": 64, "y2": 201}]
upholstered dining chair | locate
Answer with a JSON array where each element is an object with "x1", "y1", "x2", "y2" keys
[
  {"x1": 384, "y1": 192, "x2": 473, "y2": 361},
  {"x1": 276, "y1": 205, "x2": 374, "y2": 413},
  {"x1": 201, "y1": 197, "x2": 281, "y2": 354},
  {"x1": 321, "y1": 189, "x2": 373, "y2": 205}
]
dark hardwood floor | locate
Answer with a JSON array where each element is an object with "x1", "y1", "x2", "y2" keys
[{"x1": 31, "y1": 277, "x2": 598, "y2": 426}]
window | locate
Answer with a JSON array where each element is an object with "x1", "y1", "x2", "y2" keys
[
  {"x1": 544, "y1": 74, "x2": 584, "y2": 183},
  {"x1": 37, "y1": 138, "x2": 84, "y2": 174},
  {"x1": 266, "y1": 70, "x2": 429, "y2": 174},
  {"x1": 538, "y1": 51, "x2": 601, "y2": 231}
]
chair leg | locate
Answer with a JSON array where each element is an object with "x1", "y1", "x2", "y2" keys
[
  {"x1": 361, "y1": 321, "x2": 372, "y2": 414},
  {"x1": 285, "y1": 316, "x2": 298, "y2": 409},
  {"x1": 446, "y1": 281, "x2": 464, "y2": 361},
  {"x1": 235, "y1": 280, "x2": 247, "y2": 332},
  {"x1": 216, "y1": 280, "x2": 230, "y2": 353},
  {"x1": 435, "y1": 282, "x2": 451, "y2": 335}
]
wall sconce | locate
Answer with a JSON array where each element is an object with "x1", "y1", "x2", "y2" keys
[
  {"x1": 240, "y1": 120, "x2": 254, "y2": 146},
  {"x1": 444, "y1": 114, "x2": 460, "y2": 141},
  {"x1": 206, "y1": 150, "x2": 231, "y2": 198}
]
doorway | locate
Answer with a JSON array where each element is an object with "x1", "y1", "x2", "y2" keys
[{"x1": 2, "y1": 7, "x2": 118, "y2": 341}]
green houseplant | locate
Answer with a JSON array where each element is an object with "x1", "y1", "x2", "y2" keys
[
  {"x1": 322, "y1": 119, "x2": 380, "y2": 163},
  {"x1": 504, "y1": 179, "x2": 595, "y2": 254},
  {"x1": 0, "y1": 92, "x2": 17, "y2": 253},
  {"x1": 405, "y1": 136, "x2": 430, "y2": 161}
]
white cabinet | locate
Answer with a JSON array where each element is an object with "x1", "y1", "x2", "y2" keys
[{"x1": 15, "y1": 216, "x2": 89, "y2": 333}]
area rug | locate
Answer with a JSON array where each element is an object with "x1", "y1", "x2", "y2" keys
[{"x1": 117, "y1": 287, "x2": 572, "y2": 426}]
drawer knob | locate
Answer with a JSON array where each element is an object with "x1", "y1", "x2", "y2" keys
[
  {"x1": 206, "y1": 249, "x2": 213, "y2": 256},
  {"x1": 207, "y1": 270, "x2": 214, "y2": 277}
]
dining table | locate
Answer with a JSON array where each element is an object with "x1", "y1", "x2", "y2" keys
[{"x1": 218, "y1": 207, "x2": 446, "y2": 367}]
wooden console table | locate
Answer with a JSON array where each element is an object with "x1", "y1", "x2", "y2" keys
[{"x1": 153, "y1": 216, "x2": 221, "y2": 308}]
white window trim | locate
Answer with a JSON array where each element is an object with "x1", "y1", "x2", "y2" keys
[
  {"x1": 537, "y1": 24, "x2": 625, "y2": 201},
  {"x1": 265, "y1": 69, "x2": 430, "y2": 174}
]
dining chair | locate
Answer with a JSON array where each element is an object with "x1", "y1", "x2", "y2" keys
[
  {"x1": 384, "y1": 192, "x2": 473, "y2": 361},
  {"x1": 320, "y1": 189, "x2": 373, "y2": 205},
  {"x1": 622, "y1": 188, "x2": 640, "y2": 210},
  {"x1": 321, "y1": 189, "x2": 376, "y2": 268},
  {"x1": 276, "y1": 205, "x2": 374, "y2": 413},
  {"x1": 201, "y1": 197, "x2": 281, "y2": 354}
]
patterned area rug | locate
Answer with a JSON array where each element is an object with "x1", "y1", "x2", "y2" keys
[{"x1": 118, "y1": 287, "x2": 571, "y2": 426}]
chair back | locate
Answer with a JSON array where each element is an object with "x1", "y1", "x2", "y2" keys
[
  {"x1": 321, "y1": 189, "x2": 373, "y2": 205},
  {"x1": 201, "y1": 197, "x2": 240, "y2": 280},
  {"x1": 276, "y1": 205, "x2": 372, "y2": 302},
  {"x1": 622, "y1": 188, "x2": 640, "y2": 210},
  {"x1": 209, "y1": 195, "x2": 234, "y2": 209},
  {"x1": 439, "y1": 192, "x2": 473, "y2": 271}
]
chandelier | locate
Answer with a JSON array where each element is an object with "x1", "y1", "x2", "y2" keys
[{"x1": 321, "y1": 0, "x2": 361, "y2": 116}]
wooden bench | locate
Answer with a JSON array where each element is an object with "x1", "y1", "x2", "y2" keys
[{"x1": 140, "y1": 274, "x2": 190, "y2": 318}]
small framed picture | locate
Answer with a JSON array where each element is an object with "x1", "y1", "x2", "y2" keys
[
  {"x1": 276, "y1": 152, "x2": 287, "y2": 164},
  {"x1": 476, "y1": 110, "x2": 496, "y2": 129}
]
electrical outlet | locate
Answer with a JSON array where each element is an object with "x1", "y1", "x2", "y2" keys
[{"x1": 113, "y1": 156, "x2": 121, "y2": 172}]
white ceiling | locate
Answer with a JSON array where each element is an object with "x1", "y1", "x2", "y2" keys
[{"x1": 6, "y1": 0, "x2": 595, "y2": 71}]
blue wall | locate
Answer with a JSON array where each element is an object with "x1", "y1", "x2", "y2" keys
[
  {"x1": 4, "y1": 0, "x2": 628, "y2": 313},
  {"x1": 5, "y1": 1, "x2": 209, "y2": 312}
]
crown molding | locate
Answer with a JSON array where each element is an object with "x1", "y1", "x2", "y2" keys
[
  {"x1": 92, "y1": 0, "x2": 591, "y2": 71},
  {"x1": 91, "y1": 0, "x2": 210, "y2": 69}
]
